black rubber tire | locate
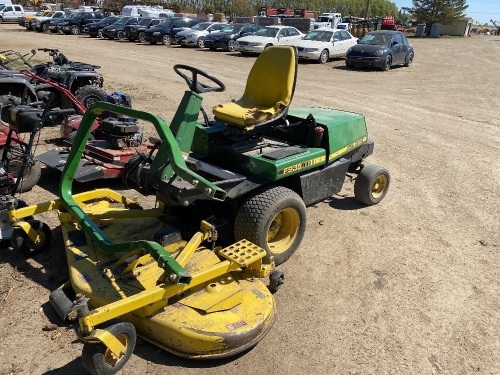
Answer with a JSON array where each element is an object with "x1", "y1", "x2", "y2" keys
[
  {"x1": 404, "y1": 51, "x2": 414, "y2": 67},
  {"x1": 117, "y1": 31, "x2": 126, "y2": 41},
  {"x1": 269, "y1": 270, "x2": 284, "y2": 294},
  {"x1": 197, "y1": 36, "x2": 205, "y2": 48},
  {"x1": 138, "y1": 32, "x2": 146, "y2": 43},
  {"x1": 11, "y1": 220, "x2": 51, "y2": 257},
  {"x1": 70, "y1": 25, "x2": 81, "y2": 35},
  {"x1": 319, "y1": 49, "x2": 329, "y2": 64},
  {"x1": 42, "y1": 23, "x2": 49, "y2": 32},
  {"x1": 234, "y1": 186, "x2": 306, "y2": 266},
  {"x1": 227, "y1": 39, "x2": 236, "y2": 52},
  {"x1": 8, "y1": 156, "x2": 42, "y2": 193},
  {"x1": 381, "y1": 55, "x2": 392, "y2": 71},
  {"x1": 354, "y1": 164, "x2": 391, "y2": 205},
  {"x1": 162, "y1": 35, "x2": 172, "y2": 46},
  {"x1": 81, "y1": 322, "x2": 136, "y2": 375},
  {"x1": 97, "y1": 29, "x2": 104, "y2": 38},
  {"x1": 75, "y1": 86, "x2": 107, "y2": 108}
]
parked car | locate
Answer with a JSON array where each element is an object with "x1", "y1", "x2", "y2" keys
[
  {"x1": 345, "y1": 30, "x2": 414, "y2": 71},
  {"x1": 47, "y1": 12, "x2": 72, "y2": 33},
  {"x1": 289, "y1": 28, "x2": 358, "y2": 64},
  {"x1": 83, "y1": 16, "x2": 117, "y2": 38},
  {"x1": 204, "y1": 23, "x2": 265, "y2": 52},
  {"x1": 174, "y1": 22, "x2": 224, "y2": 48},
  {"x1": 18, "y1": 9, "x2": 51, "y2": 29},
  {"x1": 124, "y1": 17, "x2": 161, "y2": 42},
  {"x1": 143, "y1": 17, "x2": 204, "y2": 45},
  {"x1": 57, "y1": 11, "x2": 103, "y2": 35},
  {"x1": 0, "y1": 4, "x2": 23, "y2": 23},
  {"x1": 235, "y1": 25, "x2": 303, "y2": 54},
  {"x1": 101, "y1": 16, "x2": 139, "y2": 40},
  {"x1": 31, "y1": 10, "x2": 64, "y2": 32}
]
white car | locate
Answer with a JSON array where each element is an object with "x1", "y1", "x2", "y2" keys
[
  {"x1": 236, "y1": 25, "x2": 303, "y2": 54},
  {"x1": 175, "y1": 22, "x2": 224, "y2": 48},
  {"x1": 290, "y1": 28, "x2": 358, "y2": 64}
]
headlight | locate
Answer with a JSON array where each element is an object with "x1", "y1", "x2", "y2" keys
[
  {"x1": 375, "y1": 50, "x2": 384, "y2": 56},
  {"x1": 248, "y1": 42, "x2": 262, "y2": 46},
  {"x1": 347, "y1": 47, "x2": 352, "y2": 54},
  {"x1": 304, "y1": 48, "x2": 319, "y2": 52},
  {"x1": 153, "y1": 32, "x2": 160, "y2": 36}
]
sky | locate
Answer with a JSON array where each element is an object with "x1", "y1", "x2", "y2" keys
[{"x1": 392, "y1": 0, "x2": 500, "y2": 25}]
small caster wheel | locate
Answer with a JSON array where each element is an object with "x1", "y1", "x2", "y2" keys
[
  {"x1": 11, "y1": 219, "x2": 51, "y2": 257},
  {"x1": 269, "y1": 270, "x2": 284, "y2": 294},
  {"x1": 82, "y1": 322, "x2": 136, "y2": 375}
]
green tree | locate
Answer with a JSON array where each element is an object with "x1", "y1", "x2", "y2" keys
[{"x1": 410, "y1": 0, "x2": 468, "y2": 32}]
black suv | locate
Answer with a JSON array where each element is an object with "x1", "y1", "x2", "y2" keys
[
  {"x1": 84, "y1": 16, "x2": 117, "y2": 38},
  {"x1": 143, "y1": 17, "x2": 204, "y2": 45},
  {"x1": 124, "y1": 17, "x2": 162, "y2": 42},
  {"x1": 57, "y1": 12, "x2": 103, "y2": 35},
  {"x1": 204, "y1": 23, "x2": 265, "y2": 52}
]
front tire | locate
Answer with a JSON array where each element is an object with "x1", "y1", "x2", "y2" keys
[
  {"x1": 81, "y1": 322, "x2": 136, "y2": 375},
  {"x1": 381, "y1": 55, "x2": 392, "y2": 71},
  {"x1": 354, "y1": 164, "x2": 390, "y2": 205},
  {"x1": 319, "y1": 49, "x2": 329, "y2": 64},
  {"x1": 97, "y1": 29, "x2": 104, "y2": 38},
  {"x1": 75, "y1": 86, "x2": 107, "y2": 108},
  {"x1": 197, "y1": 36, "x2": 205, "y2": 48},
  {"x1": 138, "y1": 32, "x2": 146, "y2": 43},
  {"x1": 42, "y1": 23, "x2": 49, "y2": 32},
  {"x1": 117, "y1": 31, "x2": 126, "y2": 41},
  {"x1": 234, "y1": 186, "x2": 306, "y2": 265},
  {"x1": 11, "y1": 220, "x2": 51, "y2": 257}
]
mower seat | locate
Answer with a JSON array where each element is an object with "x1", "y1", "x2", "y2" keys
[{"x1": 213, "y1": 46, "x2": 297, "y2": 129}]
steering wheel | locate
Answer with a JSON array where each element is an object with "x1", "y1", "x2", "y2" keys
[{"x1": 173, "y1": 64, "x2": 225, "y2": 94}]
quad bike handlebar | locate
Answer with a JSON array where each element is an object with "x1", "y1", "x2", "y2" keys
[{"x1": 173, "y1": 64, "x2": 225, "y2": 94}]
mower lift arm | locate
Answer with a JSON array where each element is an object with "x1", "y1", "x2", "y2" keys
[{"x1": 59, "y1": 103, "x2": 226, "y2": 284}]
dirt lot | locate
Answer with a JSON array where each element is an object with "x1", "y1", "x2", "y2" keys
[{"x1": 0, "y1": 25, "x2": 499, "y2": 375}]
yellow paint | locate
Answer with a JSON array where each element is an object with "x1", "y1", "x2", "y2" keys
[
  {"x1": 278, "y1": 155, "x2": 326, "y2": 176},
  {"x1": 329, "y1": 136, "x2": 368, "y2": 161}
]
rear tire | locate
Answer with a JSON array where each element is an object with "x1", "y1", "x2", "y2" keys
[
  {"x1": 404, "y1": 51, "x2": 414, "y2": 67},
  {"x1": 162, "y1": 35, "x2": 172, "y2": 46},
  {"x1": 138, "y1": 32, "x2": 146, "y2": 43},
  {"x1": 227, "y1": 39, "x2": 236, "y2": 52},
  {"x1": 117, "y1": 31, "x2": 126, "y2": 41},
  {"x1": 70, "y1": 25, "x2": 81, "y2": 35},
  {"x1": 234, "y1": 186, "x2": 306, "y2": 265},
  {"x1": 97, "y1": 29, "x2": 103, "y2": 38},
  {"x1": 8, "y1": 154, "x2": 42, "y2": 193},
  {"x1": 197, "y1": 36, "x2": 205, "y2": 48}
]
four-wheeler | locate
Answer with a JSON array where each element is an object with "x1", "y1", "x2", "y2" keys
[{"x1": 0, "y1": 48, "x2": 106, "y2": 113}]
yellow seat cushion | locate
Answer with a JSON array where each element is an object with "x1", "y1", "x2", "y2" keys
[{"x1": 213, "y1": 46, "x2": 296, "y2": 128}]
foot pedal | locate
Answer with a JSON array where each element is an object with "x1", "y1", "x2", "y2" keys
[{"x1": 218, "y1": 239, "x2": 266, "y2": 267}]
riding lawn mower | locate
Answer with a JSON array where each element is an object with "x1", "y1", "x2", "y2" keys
[{"x1": 8, "y1": 46, "x2": 389, "y2": 374}]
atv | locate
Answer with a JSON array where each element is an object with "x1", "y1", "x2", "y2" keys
[{"x1": 0, "y1": 48, "x2": 106, "y2": 114}]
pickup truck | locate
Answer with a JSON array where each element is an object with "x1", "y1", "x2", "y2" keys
[
  {"x1": 0, "y1": 4, "x2": 24, "y2": 23},
  {"x1": 31, "y1": 10, "x2": 65, "y2": 32},
  {"x1": 56, "y1": 11, "x2": 103, "y2": 35},
  {"x1": 18, "y1": 9, "x2": 52, "y2": 29}
]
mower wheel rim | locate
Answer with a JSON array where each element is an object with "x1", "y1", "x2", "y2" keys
[
  {"x1": 26, "y1": 228, "x2": 45, "y2": 248},
  {"x1": 266, "y1": 207, "x2": 300, "y2": 254},
  {"x1": 371, "y1": 175, "x2": 388, "y2": 199},
  {"x1": 104, "y1": 333, "x2": 129, "y2": 366}
]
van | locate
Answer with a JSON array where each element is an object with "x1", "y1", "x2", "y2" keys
[{"x1": 0, "y1": 4, "x2": 24, "y2": 23}]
